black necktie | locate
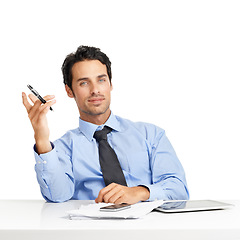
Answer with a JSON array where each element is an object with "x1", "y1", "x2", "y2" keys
[{"x1": 94, "y1": 126, "x2": 127, "y2": 186}]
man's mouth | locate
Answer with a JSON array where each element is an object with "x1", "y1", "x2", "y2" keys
[{"x1": 88, "y1": 97, "x2": 105, "y2": 104}]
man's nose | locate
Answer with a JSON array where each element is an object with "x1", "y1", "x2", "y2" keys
[{"x1": 90, "y1": 82, "x2": 100, "y2": 95}]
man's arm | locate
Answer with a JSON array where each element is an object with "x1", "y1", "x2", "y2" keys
[
  {"x1": 22, "y1": 92, "x2": 74, "y2": 202},
  {"x1": 34, "y1": 142, "x2": 75, "y2": 202},
  {"x1": 145, "y1": 129, "x2": 189, "y2": 201}
]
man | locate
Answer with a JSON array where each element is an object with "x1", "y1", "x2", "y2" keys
[{"x1": 22, "y1": 45, "x2": 189, "y2": 204}]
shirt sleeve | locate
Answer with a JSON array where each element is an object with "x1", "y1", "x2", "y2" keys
[
  {"x1": 34, "y1": 141, "x2": 74, "y2": 202},
  {"x1": 144, "y1": 128, "x2": 189, "y2": 201}
]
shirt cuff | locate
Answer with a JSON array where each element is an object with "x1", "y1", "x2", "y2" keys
[
  {"x1": 33, "y1": 142, "x2": 54, "y2": 155},
  {"x1": 33, "y1": 142, "x2": 58, "y2": 172},
  {"x1": 143, "y1": 183, "x2": 167, "y2": 201}
]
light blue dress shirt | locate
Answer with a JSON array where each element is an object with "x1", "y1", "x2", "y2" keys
[{"x1": 34, "y1": 113, "x2": 189, "y2": 202}]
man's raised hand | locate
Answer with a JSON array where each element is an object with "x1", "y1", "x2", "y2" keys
[{"x1": 22, "y1": 92, "x2": 56, "y2": 154}]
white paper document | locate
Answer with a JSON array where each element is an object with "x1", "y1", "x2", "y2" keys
[{"x1": 67, "y1": 200, "x2": 163, "y2": 219}]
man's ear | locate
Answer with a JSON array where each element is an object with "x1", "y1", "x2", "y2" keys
[{"x1": 65, "y1": 84, "x2": 74, "y2": 98}]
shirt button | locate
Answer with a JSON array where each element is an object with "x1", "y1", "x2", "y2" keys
[
  {"x1": 43, "y1": 161, "x2": 47, "y2": 164},
  {"x1": 38, "y1": 161, "x2": 41, "y2": 164}
]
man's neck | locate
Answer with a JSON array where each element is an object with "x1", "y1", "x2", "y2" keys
[{"x1": 80, "y1": 110, "x2": 111, "y2": 125}]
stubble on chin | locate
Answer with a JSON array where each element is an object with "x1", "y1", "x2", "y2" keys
[
  {"x1": 79, "y1": 101, "x2": 110, "y2": 116},
  {"x1": 81, "y1": 106, "x2": 110, "y2": 116}
]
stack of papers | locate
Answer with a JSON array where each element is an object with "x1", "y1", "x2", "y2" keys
[{"x1": 67, "y1": 200, "x2": 163, "y2": 219}]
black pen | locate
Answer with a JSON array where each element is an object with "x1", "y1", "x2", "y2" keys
[{"x1": 27, "y1": 84, "x2": 53, "y2": 111}]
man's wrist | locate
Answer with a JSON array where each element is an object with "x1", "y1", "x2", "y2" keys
[
  {"x1": 137, "y1": 185, "x2": 150, "y2": 201},
  {"x1": 35, "y1": 140, "x2": 52, "y2": 154}
]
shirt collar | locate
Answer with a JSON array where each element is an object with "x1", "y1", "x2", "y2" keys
[{"x1": 78, "y1": 112, "x2": 122, "y2": 141}]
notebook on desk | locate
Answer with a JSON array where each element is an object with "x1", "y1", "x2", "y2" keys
[{"x1": 155, "y1": 200, "x2": 233, "y2": 213}]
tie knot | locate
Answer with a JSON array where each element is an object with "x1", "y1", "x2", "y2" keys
[{"x1": 93, "y1": 126, "x2": 112, "y2": 142}]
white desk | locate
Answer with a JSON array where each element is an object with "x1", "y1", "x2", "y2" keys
[{"x1": 0, "y1": 200, "x2": 239, "y2": 240}]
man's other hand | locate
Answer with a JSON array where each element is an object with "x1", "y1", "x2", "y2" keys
[{"x1": 95, "y1": 183, "x2": 150, "y2": 205}]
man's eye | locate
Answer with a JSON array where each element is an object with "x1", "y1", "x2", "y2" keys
[
  {"x1": 99, "y1": 79, "x2": 105, "y2": 82},
  {"x1": 80, "y1": 81, "x2": 87, "y2": 86}
]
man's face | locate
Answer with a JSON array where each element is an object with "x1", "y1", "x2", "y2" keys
[{"x1": 66, "y1": 60, "x2": 112, "y2": 121}]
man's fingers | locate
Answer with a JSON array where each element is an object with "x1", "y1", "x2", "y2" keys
[
  {"x1": 107, "y1": 189, "x2": 125, "y2": 203},
  {"x1": 102, "y1": 185, "x2": 122, "y2": 203},
  {"x1": 95, "y1": 184, "x2": 115, "y2": 203},
  {"x1": 28, "y1": 94, "x2": 55, "y2": 115},
  {"x1": 42, "y1": 95, "x2": 55, "y2": 102},
  {"x1": 27, "y1": 94, "x2": 56, "y2": 121},
  {"x1": 28, "y1": 94, "x2": 55, "y2": 104},
  {"x1": 22, "y1": 92, "x2": 32, "y2": 112},
  {"x1": 29, "y1": 98, "x2": 56, "y2": 121},
  {"x1": 39, "y1": 99, "x2": 56, "y2": 113},
  {"x1": 95, "y1": 183, "x2": 125, "y2": 203},
  {"x1": 28, "y1": 93, "x2": 38, "y2": 104}
]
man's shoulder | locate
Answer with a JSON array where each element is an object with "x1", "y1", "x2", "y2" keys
[
  {"x1": 116, "y1": 115, "x2": 165, "y2": 138},
  {"x1": 62, "y1": 127, "x2": 81, "y2": 138},
  {"x1": 53, "y1": 127, "x2": 80, "y2": 146}
]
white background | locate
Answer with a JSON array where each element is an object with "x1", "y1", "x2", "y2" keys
[{"x1": 0, "y1": 0, "x2": 239, "y2": 200}]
